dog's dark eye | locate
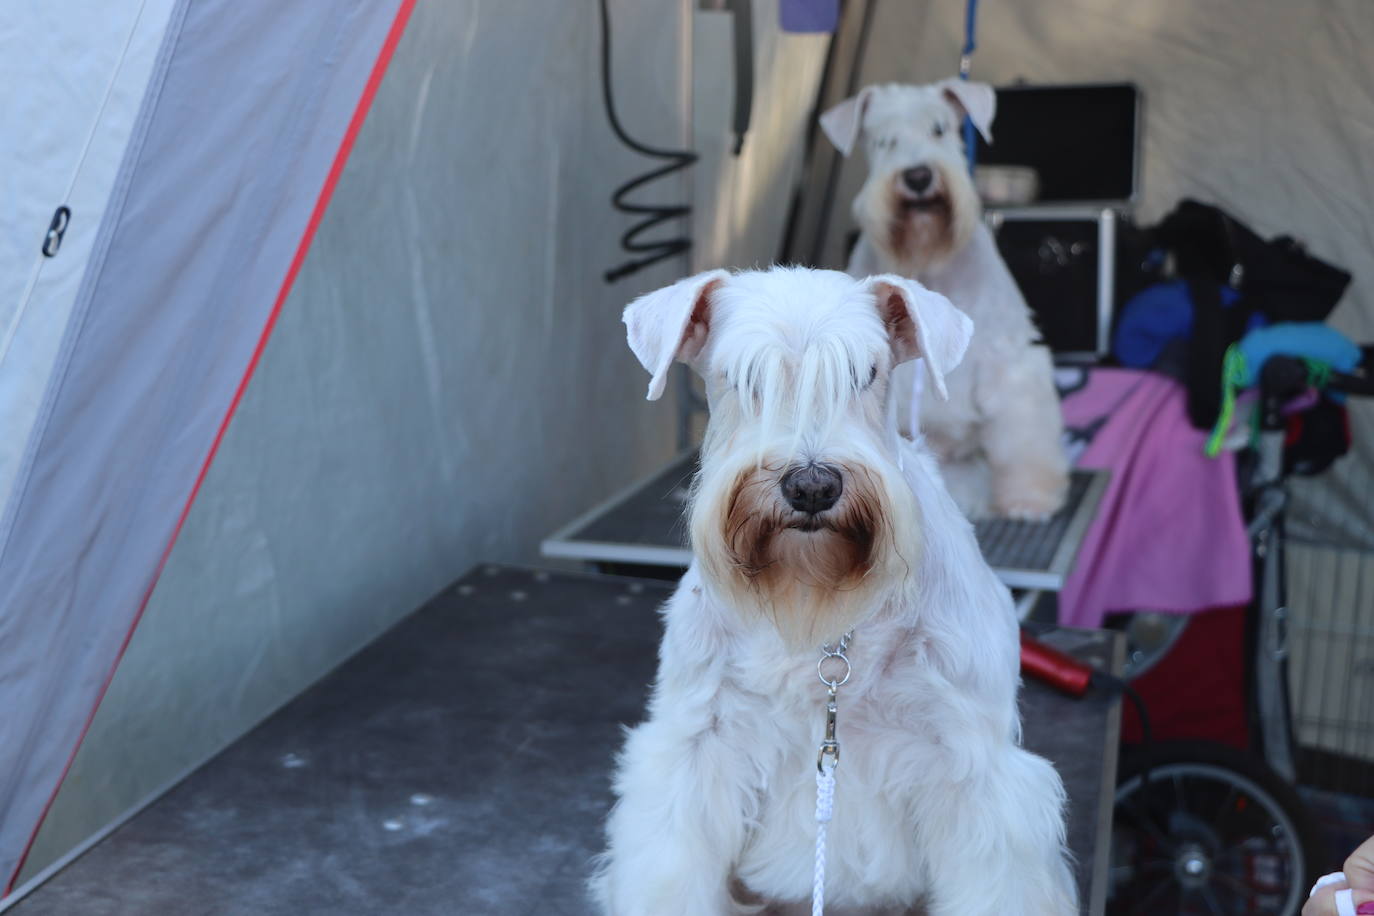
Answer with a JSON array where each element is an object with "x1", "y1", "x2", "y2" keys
[
  {"x1": 933, "y1": 122, "x2": 945, "y2": 138},
  {"x1": 863, "y1": 365, "x2": 878, "y2": 389}
]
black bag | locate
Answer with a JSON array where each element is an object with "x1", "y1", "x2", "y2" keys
[
  {"x1": 1151, "y1": 200, "x2": 1352, "y2": 429},
  {"x1": 1285, "y1": 395, "x2": 1351, "y2": 476}
]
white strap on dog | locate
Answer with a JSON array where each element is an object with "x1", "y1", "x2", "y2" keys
[
  {"x1": 885, "y1": 367, "x2": 905, "y2": 471},
  {"x1": 884, "y1": 358, "x2": 925, "y2": 473},
  {"x1": 908, "y1": 357, "x2": 925, "y2": 440}
]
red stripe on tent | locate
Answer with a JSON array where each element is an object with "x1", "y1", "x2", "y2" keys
[{"x1": 5, "y1": 0, "x2": 417, "y2": 894}]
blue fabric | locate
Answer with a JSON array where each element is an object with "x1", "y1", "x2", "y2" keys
[
  {"x1": 1235, "y1": 322, "x2": 1362, "y2": 386},
  {"x1": 1113, "y1": 280, "x2": 1247, "y2": 369},
  {"x1": 779, "y1": 0, "x2": 838, "y2": 32},
  {"x1": 960, "y1": 0, "x2": 978, "y2": 170}
]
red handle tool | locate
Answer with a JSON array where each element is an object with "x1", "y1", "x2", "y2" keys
[{"x1": 1019, "y1": 629, "x2": 1094, "y2": 698}]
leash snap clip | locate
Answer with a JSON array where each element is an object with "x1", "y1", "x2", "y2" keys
[
  {"x1": 815, "y1": 630, "x2": 852, "y2": 774},
  {"x1": 817, "y1": 690, "x2": 840, "y2": 773}
]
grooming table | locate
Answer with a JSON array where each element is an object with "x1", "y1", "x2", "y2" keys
[
  {"x1": 11, "y1": 566, "x2": 1121, "y2": 915},
  {"x1": 543, "y1": 450, "x2": 1108, "y2": 591}
]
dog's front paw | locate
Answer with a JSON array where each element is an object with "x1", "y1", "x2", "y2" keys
[
  {"x1": 993, "y1": 496, "x2": 1061, "y2": 522},
  {"x1": 989, "y1": 464, "x2": 1068, "y2": 523}
]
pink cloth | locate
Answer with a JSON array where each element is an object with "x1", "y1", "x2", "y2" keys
[{"x1": 1058, "y1": 368, "x2": 1252, "y2": 629}]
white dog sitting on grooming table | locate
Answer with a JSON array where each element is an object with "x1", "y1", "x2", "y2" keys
[{"x1": 822, "y1": 80, "x2": 1068, "y2": 520}]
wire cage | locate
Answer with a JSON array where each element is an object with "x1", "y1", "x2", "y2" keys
[{"x1": 1286, "y1": 538, "x2": 1374, "y2": 797}]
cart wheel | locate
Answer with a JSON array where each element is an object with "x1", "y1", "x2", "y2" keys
[{"x1": 1108, "y1": 741, "x2": 1325, "y2": 915}]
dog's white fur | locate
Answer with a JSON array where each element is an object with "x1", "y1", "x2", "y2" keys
[
  {"x1": 592, "y1": 266, "x2": 1077, "y2": 915},
  {"x1": 823, "y1": 81, "x2": 1068, "y2": 520}
]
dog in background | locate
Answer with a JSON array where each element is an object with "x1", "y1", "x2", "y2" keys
[
  {"x1": 822, "y1": 80, "x2": 1068, "y2": 520},
  {"x1": 592, "y1": 266, "x2": 1077, "y2": 915}
]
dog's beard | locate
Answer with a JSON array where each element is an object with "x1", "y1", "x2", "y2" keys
[
  {"x1": 857, "y1": 162, "x2": 979, "y2": 274},
  {"x1": 691, "y1": 461, "x2": 916, "y2": 650}
]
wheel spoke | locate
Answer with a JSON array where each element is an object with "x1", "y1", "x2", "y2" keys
[
  {"x1": 1212, "y1": 869, "x2": 1261, "y2": 895},
  {"x1": 1211, "y1": 788, "x2": 1258, "y2": 842},
  {"x1": 1210, "y1": 870, "x2": 1261, "y2": 911},
  {"x1": 1132, "y1": 874, "x2": 1178, "y2": 914},
  {"x1": 1211, "y1": 783, "x2": 1239, "y2": 828},
  {"x1": 1198, "y1": 884, "x2": 1226, "y2": 916},
  {"x1": 1111, "y1": 857, "x2": 1175, "y2": 888},
  {"x1": 1118, "y1": 791, "x2": 1175, "y2": 853},
  {"x1": 1118, "y1": 809, "x2": 1175, "y2": 854},
  {"x1": 1220, "y1": 834, "x2": 1280, "y2": 878}
]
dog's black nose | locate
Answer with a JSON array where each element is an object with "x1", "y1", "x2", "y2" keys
[
  {"x1": 781, "y1": 464, "x2": 843, "y2": 515},
  {"x1": 901, "y1": 165, "x2": 933, "y2": 194}
]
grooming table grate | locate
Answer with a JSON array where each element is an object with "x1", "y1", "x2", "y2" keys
[{"x1": 544, "y1": 451, "x2": 1108, "y2": 591}]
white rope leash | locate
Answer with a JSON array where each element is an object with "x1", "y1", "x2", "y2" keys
[
  {"x1": 813, "y1": 758, "x2": 836, "y2": 916},
  {"x1": 812, "y1": 630, "x2": 852, "y2": 916}
]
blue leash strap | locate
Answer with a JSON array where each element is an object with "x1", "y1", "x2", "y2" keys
[{"x1": 959, "y1": 0, "x2": 978, "y2": 174}]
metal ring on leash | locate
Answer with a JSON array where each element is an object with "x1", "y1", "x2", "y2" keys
[{"x1": 816, "y1": 653, "x2": 851, "y2": 690}]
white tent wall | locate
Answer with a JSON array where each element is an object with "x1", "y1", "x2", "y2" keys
[
  {"x1": 685, "y1": 0, "x2": 830, "y2": 443},
  {"x1": 12, "y1": 0, "x2": 828, "y2": 892},
  {"x1": 0, "y1": 0, "x2": 180, "y2": 517},
  {"x1": 818, "y1": 0, "x2": 1374, "y2": 550},
  {"x1": 691, "y1": 0, "x2": 829, "y2": 273}
]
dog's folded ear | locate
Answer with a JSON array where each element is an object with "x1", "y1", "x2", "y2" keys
[
  {"x1": 819, "y1": 87, "x2": 875, "y2": 157},
  {"x1": 938, "y1": 78, "x2": 995, "y2": 144},
  {"x1": 623, "y1": 269, "x2": 730, "y2": 400},
  {"x1": 866, "y1": 274, "x2": 973, "y2": 400}
]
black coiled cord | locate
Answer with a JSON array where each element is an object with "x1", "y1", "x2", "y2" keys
[{"x1": 597, "y1": 0, "x2": 697, "y2": 283}]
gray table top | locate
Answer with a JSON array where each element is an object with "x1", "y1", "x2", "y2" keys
[
  {"x1": 12, "y1": 566, "x2": 1120, "y2": 915},
  {"x1": 542, "y1": 451, "x2": 1108, "y2": 592}
]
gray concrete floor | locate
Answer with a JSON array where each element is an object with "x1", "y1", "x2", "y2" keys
[{"x1": 11, "y1": 565, "x2": 1118, "y2": 915}]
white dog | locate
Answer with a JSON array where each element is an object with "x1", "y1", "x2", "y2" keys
[
  {"x1": 821, "y1": 80, "x2": 1068, "y2": 520},
  {"x1": 592, "y1": 266, "x2": 1076, "y2": 915}
]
